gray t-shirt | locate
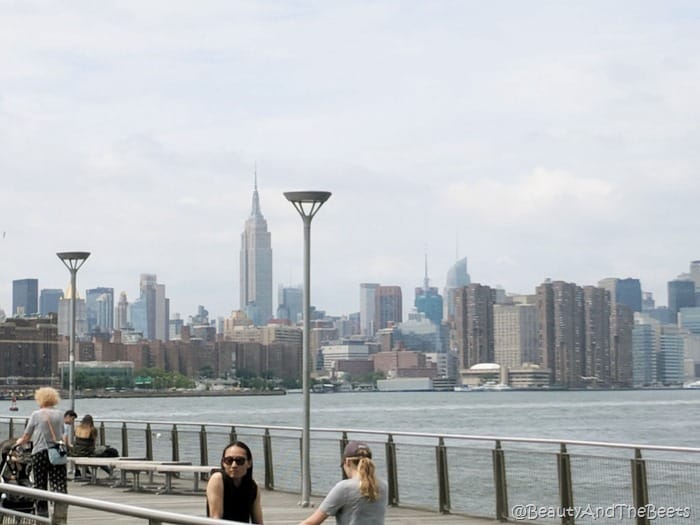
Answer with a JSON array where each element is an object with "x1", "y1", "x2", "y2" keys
[
  {"x1": 23, "y1": 408, "x2": 64, "y2": 454},
  {"x1": 319, "y1": 478, "x2": 388, "y2": 525}
]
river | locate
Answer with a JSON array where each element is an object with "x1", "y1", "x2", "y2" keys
[{"x1": 7, "y1": 388, "x2": 700, "y2": 448}]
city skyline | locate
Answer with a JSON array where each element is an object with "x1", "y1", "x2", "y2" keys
[{"x1": 1, "y1": 3, "x2": 699, "y2": 319}]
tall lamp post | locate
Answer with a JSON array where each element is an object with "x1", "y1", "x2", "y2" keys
[
  {"x1": 57, "y1": 251, "x2": 90, "y2": 413},
  {"x1": 284, "y1": 191, "x2": 331, "y2": 507}
]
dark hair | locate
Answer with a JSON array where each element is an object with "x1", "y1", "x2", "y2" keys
[
  {"x1": 64, "y1": 410, "x2": 77, "y2": 418},
  {"x1": 81, "y1": 414, "x2": 94, "y2": 427},
  {"x1": 220, "y1": 441, "x2": 254, "y2": 482}
]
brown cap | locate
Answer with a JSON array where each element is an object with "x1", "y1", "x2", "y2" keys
[{"x1": 343, "y1": 440, "x2": 372, "y2": 459}]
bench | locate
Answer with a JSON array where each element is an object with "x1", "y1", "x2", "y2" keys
[
  {"x1": 154, "y1": 464, "x2": 218, "y2": 494},
  {"x1": 70, "y1": 456, "x2": 146, "y2": 486}
]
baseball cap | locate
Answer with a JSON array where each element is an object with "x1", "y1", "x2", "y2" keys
[{"x1": 343, "y1": 440, "x2": 372, "y2": 459}]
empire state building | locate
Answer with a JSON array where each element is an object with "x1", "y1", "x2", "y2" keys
[{"x1": 240, "y1": 178, "x2": 273, "y2": 325}]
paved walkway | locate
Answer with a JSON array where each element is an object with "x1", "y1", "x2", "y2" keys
[{"x1": 62, "y1": 476, "x2": 499, "y2": 524}]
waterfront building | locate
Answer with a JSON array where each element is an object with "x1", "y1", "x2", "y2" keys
[
  {"x1": 277, "y1": 285, "x2": 302, "y2": 324},
  {"x1": 359, "y1": 283, "x2": 379, "y2": 336},
  {"x1": 583, "y1": 286, "x2": 611, "y2": 385},
  {"x1": 459, "y1": 362, "x2": 502, "y2": 387},
  {"x1": 657, "y1": 325, "x2": 685, "y2": 385},
  {"x1": 632, "y1": 321, "x2": 657, "y2": 387},
  {"x1": 12, "y1": 278, "x2": 38, "y2": 317},
  {"x1": 678, "y1": 306, "x2": 700, "y2": 334},
  {"x1": 375, "y1": 286, "x2": 402, "y2": 331},
  {"x1": 373, "y1": 349, "x2": 437, "y2": 378},
  {"x1": 443, "y1": 257, "x2": 471, "y2": 322},
  {"x1": 318, "y1": 341, "x2": 370, "y2": 371},
  {"x1": 668, "y1": 279, "x2": 695, "y2": 321},
  {"x1": 455, "y1": 283, "x2": 495, "y2": 372},
  {"x1": 610, "y1": 303, "x2": 634, "y2": 386},
  {"x1": 86, "y1": 287, "x2": 114, "y2": 334},
  {"x1": 493, "y1": 303, "x2": 538, "y2": 372},
  {"x1": 598, "y1": 277, "x2": 642, "y2": 313},
  {"x1": 536, "y1": 280, "x2": 585, "y2": 388},
  {"x1": 57, "y1": 282, "x2": 87, "y2": 337},
  {"x1": 0, "y1": 316, "x2": 59, "y2": 393},
  {"x1": 39, "y1": 288, "x2": 63, "y2": 316},
  {"x1": 507, "y1": 363, "x2": 552, "y2": 388},
  {"x1": 240, "y1": 178, "x2": 273, "y2": 326}
]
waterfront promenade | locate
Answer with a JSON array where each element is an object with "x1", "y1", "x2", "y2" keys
[{"x1": 63, "y1": 477, "x2": 496, "y2": 524}]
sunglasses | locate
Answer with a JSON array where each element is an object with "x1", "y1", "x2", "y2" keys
[{"x1": 222, "y1": 456, "x2": 247, "y2": 466}]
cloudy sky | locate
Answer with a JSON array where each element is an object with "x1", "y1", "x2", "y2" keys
[{"x1": 1, "y1": 1, "x2": 699, "y2": 320}]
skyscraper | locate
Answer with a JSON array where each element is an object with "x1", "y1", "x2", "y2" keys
[
  {"x1": 240, "y1": 177, "x2": 273, "y2": 326},
  {"x1": 12, "y1": 278, "x2": 38, "y2": 317},
  {"x1": 374, "y1": 286, "x2": 403, "y2": 331},
  {"x1": 277, "y1": 285, "x2": 303, "y2": 324},
  {"x1": 668, "y1": 279, "x2": 695, "y2": 320},
  {"x1": 359, "y1": 283, "x2": 380, "y2": 336},
  {"x1": 443, "y1": 257, "x2": 471, "y2": 322},
  {"x1": 86, "y1": 287, "x2": 114, "y2": 333},
  {"x1": 39, "y1": 288, "x2": 63, "y2": 316},
  {"x1": 598, "y1": 277, "x2": 642, "y2": 313},
  {"x1": 455, "y1": 283, "x2": 495, "y2": 370},
  {"x1": 115, "y1": 292, "x2": 129, "y2": 330},
  {"x1": 415, "y1": 255, "x2": 442, "y2": 325}
]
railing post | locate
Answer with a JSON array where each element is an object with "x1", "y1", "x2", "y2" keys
[
  {"x1": 145, "y1": 423, "x2": 153, "y2": 460},
  {"x1": 52, "y1": 501, "x2": 68, "y2": 524},
  {"x1": 171, "y1": 424, "x2": 180, "y2": 462},
  {"x1": 340, "y1": 432, "x2": 349, "y2": 479},
  {"x1": 436, "y1": 437, "x2": 451, "y2": 514},
  {"x1": 199, "y1": 425, "x2": 208, "y2": 467},
  {"x1": 263, "y1": 428, "x2": 274, "y2": 490},
  {"x1": 492, "y1": 440, "x2": 509, "y2": 522},
  {"x1": 9, "y1": 418, "x2": 14, "y2": 439},
  {"x1": 229, "y1": 426, "x2": 237, "y2": 444},
  {"x1": 98, "y1": 422, "x2": 105, "y2": 446},
  {"x1": 385, "y1": 435, "x2": 399, "y2": 506},
  {"x1": 121, "y1": 422, "x2": 128, "y2": 457},
  {"x1": 557, "y1": 443, "x2": 574, "y2": 525},
  {"x1": 631, "y1": 448, "x2": 650, "y2": 525}
]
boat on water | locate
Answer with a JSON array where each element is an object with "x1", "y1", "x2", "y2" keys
[
  {"x1": 684, "y1": 380, "x2": 700, "y2": 389},
  {"x1": 471, "y1": 381, "x2": 512, "y2": 392},
  {"x1": 9, "y1": 396, "x2": 18, "y2": 411}
]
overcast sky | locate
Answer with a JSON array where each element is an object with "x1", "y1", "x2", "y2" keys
[{"x1": 1, "y1": 1, "x2": 699, "y2": 321}]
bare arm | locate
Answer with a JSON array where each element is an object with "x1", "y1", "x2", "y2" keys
[
  {"x1": 299, "y1": 509, "x2": 328, "y2": 525},
  {"x1": 15, "y1": 432, "x2": 31, "y2": 447},
  {"x1": 205, "y1": 472, "x2": 224, "y2": 518},
  {"x1": 252, "y1": 487, "x2": 264, "y2": 524}
]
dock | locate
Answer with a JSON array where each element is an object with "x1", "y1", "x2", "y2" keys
[{"x1": 62, "y1": 476, "x2": 496, "y2": 524}]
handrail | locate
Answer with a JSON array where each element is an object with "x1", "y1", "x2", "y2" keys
[
  {"x1": 78, "y1": 417, "x2": 700, "y2": 454},
  {"x1": 0, "y1": 482, "x2": 242, "y2": 525}
]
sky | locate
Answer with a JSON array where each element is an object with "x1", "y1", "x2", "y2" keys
[{"x1": 1, "y1": 1, "x2": 699, "y2": 321}]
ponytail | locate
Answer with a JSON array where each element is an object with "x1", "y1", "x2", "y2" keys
[{"x1": 356, "y1": 457, "x2": 379, "y2": 501}]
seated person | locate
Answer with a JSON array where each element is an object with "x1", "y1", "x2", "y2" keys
[{"x1": 72, "y1": 415, "x2": 110, "y2": 478}]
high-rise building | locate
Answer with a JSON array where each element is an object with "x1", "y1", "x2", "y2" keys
[
  {"x1": 277, "y1": 285, "x2": 303, "y2": 324},
  {"x1": 57, "y1": 282, "x2": 87, "y2": 337},
  {"x1": 374, "y1": 286, "x2": 402, "y2": 331},
  {"x1": 115, "y1": 292, "x2": 129, "y2": 330},
  {"x1": 240, "y1": 178, "x2": 273, "y2": 326},
  {"x1": 536, "y1": 280, "x2": 585, "y2": 388},
  {"x1": 443, "y1": 257, "x2": 471, "y2": 322},
  {"x1": 455, "y1": 283, "x2": 495, "y2": 370},
  {"x1": 598, "y1": 277, "x2": 642, "y2": 313},
  {"x1": 359, "y1": 283, "x2": 380, "y2": 336},
  {"x1": 583, "y1": 286, "x2": 611, "y2": 384},
  {"x1": 668, "y1": 279, "x2": 695, "y2": 320},
  {"x1": 414, "y1": 255, "x2": 443, "y2": 325},
  {"x1": 95, "y1": 293, "x2": 114, "y2": 334},
  {"x1": 493, "y1": 304, "x2": 538, "y2": 371},
  {"x1": 140, "y1": 274, "x2": 157, "y2": 340},
  {"x1": 632, "y1": 322, "x2": 657, "y2": 387},
  {"x1": 690, "y1": 260, "x2": 700, "y2": 290},
  {"x1": 12, "y1": 278, "x2": 38, "y2": 317},
  {"x1": 39, "y1": 289, "x2": 63, "y2": 316},
  {"x1": 131, "y1": 275, "x2": 169, "y2": 341},
  {"x1": 86, "y1": 287, "x2": 114, "y2": 333}
]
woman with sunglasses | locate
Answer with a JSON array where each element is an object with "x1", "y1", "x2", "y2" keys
[
  {"x1": 206, "y1": 441, "x2": 264, "y2": 523},
  {"x1": 300, "y1": 441, "x2": 387, "y2": 525}
]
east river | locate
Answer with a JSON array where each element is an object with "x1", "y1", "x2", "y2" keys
[{"x1": 9, "y1": 388, "x2": 700, "y2": 448}]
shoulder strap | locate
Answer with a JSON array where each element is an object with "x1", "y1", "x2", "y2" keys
[{"x1": 43, "y1": 410, "x2": 60, "y2": 442}]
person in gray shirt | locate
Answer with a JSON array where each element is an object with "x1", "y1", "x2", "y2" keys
[{"x1": 300, "y1": 441, "x2": 387, "y2": 525}]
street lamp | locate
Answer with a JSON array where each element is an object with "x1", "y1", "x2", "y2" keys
[
  {"x1": 284, "y1": 191, "x2": 331, "y2": 507},
  {"x1": 57, "y1": 251, "x2": 90, "y2": 412}
]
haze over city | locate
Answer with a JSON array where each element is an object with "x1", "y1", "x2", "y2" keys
[{"x1": 1, "y1": 2, "x2": 699, "y2": 320}]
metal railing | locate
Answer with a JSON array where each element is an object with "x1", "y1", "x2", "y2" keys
[
  {"x1": 2, "y1": 416, "x2": 699, "y2": 524},
  {"x1": 0, "y1": 483, "x2": 244, "y2": 525}
]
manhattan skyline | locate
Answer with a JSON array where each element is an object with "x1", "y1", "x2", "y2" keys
[{"x1": 1, "y1": 2, "x2": 699, "y2": 319}]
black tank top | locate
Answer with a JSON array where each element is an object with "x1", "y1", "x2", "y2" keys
[{"x1": 207, "y1": 470, "x2": 258, "y2": 522}]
